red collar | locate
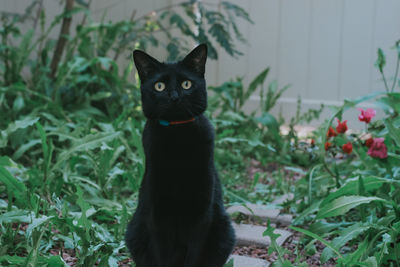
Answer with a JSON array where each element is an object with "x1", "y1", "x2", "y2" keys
[{"x1": 159, "y1": 117, "x2": 196, "y2": 126}]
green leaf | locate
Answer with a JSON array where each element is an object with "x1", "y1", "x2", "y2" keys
[
  {"x1": 0, "y1": 117, "x2": 39, "y2": 148},
  {"x1": 263, "y1": 221, "x2": 285, "y2": 262},
  {"x1": 339, "y1": 239, "x2": 369, "y2": 265},
  {"x1": 255, "y1": 112, "x2": 279, "y2": 128},
  {"x1": 221, "y1": 1, "x2": 253, "y2": 23},
  {"x1": 375, "y1": 48, "x2": 386, "y2": 73},
  {"x1": 223, "y1": 259, "x2": 234, "y2": 267},
  {"x1": 0, "y1": 166, "x2": 27, "y2": 195},
  {"x1": 0, "y1": 255, "x2": 26, "y2": 265},
  {"x1": 321, "y1": 222, "x2": 371, "y2": 263},
  {"x1": 377, "y1": 233, "x2": 391, "y2": 263},
  {"x1": 292, "y1": 200, "x2": 322, "y2": 225},
  {"x1": 245, "y1": 67, "x2": 269, "y2": 101},
  {"x1": 36, "y1": 122, "x2": 49, "y2": 163},
  {"x1": 12, "y1": 139, "x2": 41, "y2": 159},
  {"x1": 308, "y1": 221, "x2": 344, "y2": 236},
  {"x1": 384, "y1": 119, "x2": 400, "y2": 147},
  {"x1": 2, "y1": 117, "x2": 40, "y2": 135},
  {"x1": 0, "y1": 210, "x2": 33, "y2": 223},
  {"x1": 54, "y1": 131, "x2": 121, "y2": 170},
  {"x1": 216, "y1": 137, "x2": 266, "y2": 147},
  {"x1": 47, "y1": 256, "x2": 67, "y2": 267},
  {"x1": 317, "y1": 196, "x2": 387, "y2": 219},
  {"x1": 76, "y1": 185, "x2": 92, "y2": 243},
  {"x1": 320, "y1": 176, "x2": 387, "y2": 207},
  {"x1": 308, "y1": 164, "x2": 322, "y2": 205},
  {"x1": 26, "y1": 216, "x2": 54, "y2": 238},
  {"x1": 364, "y1": 256, "x2": 378, "y2": 267},
  {"x1": 90, "y1": 91, "x2": 112, "y2": 101},
  {"x1": 289, "y1": 226, "x2": 343, "y2": 258}
]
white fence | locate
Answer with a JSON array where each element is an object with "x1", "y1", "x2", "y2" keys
[{"x1": 2, "y1": 0, "x2": 400, "y2": 125}]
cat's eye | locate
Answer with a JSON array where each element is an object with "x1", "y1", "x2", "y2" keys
[
  {"x1": 181, "y1": 80, "x2": 192, "y2": 90},
  {"x1": 154, "y1": 82, "x2": 165, "y2": 92}
]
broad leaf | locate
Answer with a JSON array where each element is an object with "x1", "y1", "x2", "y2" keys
[
  {"x1": 26, "y1": 216, "x2": 54, "y2": 238},
  {"x1": 321, "y1": 222, "x2": 371, "y2": 263},
  {"x1": 0, "y1": 210, "x2": 33, "y2": 223},
  {"x1": 292, "y1": 200, "x2": 322, "y2": 225},
  {"x1": 245, "y1": 67, "x2": 269, "y2": 101},
  {"x1": 54, "y1": 131, "x2": 121, "y2": 169},
  {"x1": 0, "y1": 117, "x2": 39, "y2": 148},
  {"x1": 317, "y1": 196, "x2": 387, "y2": 219},
  {"x1": 0, "y1": 166, "x2": 27, "y2": 195},
  {"x1": 384, "y1": 119, "x2": 400, "y2": 147},
  {"x1": 321, "y1": 176, "x2": 387, "y2": 207},
  {"x1": 290, "y1": 226, "x2": 343, "y2": 258}
]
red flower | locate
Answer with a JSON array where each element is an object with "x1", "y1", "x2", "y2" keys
[
  {"x1": 367, "y1": 138, "x2": 388, "y2": 159},
  {"x1": 342, "y1": 142, "x2": 353, "y2": 154},
  {"x1": 358, "y1": 108, "x2": 376, "y2": 123},
  {"x1": 336, "y1": 119, "x2": 348, "y2": 134},
  {"x1": 325, "y1": 142, "x2": 332, "y2": 151},
  {"x1": 326, "y1": 127, "x2": 337, "y2": 138},
  {"x1": 310, "y1": 139, "x2": 315, "y2": 146},
  {"x1": 365, "y1": 137, "x2": 374, "y2": 148}
]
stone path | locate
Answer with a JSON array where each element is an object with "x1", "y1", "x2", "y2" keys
[
  {"x1": 227, "y1": 194, "x2": 293, "y2": 267},
  {"x1": 228, "y1": 255, "x2": 270, "y2": 267}
]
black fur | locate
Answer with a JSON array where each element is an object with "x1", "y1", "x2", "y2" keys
[{"x1": 125, "y1": 44, "x2": 235, "y2": 267}]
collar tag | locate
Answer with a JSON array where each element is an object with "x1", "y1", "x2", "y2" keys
[{"x1": 159, "y1": 120, "x2": 170, "y2": 126}]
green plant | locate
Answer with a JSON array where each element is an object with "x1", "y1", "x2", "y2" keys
[{"x1": 290, "y1": 41, "x2": 400, "y2": 266}]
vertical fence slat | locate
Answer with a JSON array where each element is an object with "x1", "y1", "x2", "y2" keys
[
  {"x1": 339, "y1": 0, "x2": 375, "y2": 100},
  {"x1": 277, "y1": 0, "x2": 311, "y2": 99},
  {"x1": 308, "y1": 0, "x2": 343, "y2": 101}
]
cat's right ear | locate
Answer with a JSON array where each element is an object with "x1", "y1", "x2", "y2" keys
[{"x1": 133, "y1": 50, "x2": 161, "y2": 81}]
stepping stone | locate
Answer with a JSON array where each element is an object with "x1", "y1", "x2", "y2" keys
[
  {"x1": 228, "y1": 255, "x2": 270, "y2": 267},
  {"x1": 227, "y1": 204, "x2": 292, "y2": 225},
  {"x1": 233, "y1": 223, "x2": 292, "y2": 247},
  {"x1": 271, "y1": 193, "x2": 294, "y2": 205}
]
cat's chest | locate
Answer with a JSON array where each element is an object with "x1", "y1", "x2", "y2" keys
[
  {"x1": 147, "y1": 123, "x2": 212, "y2": 167},
  {"x1": 143, "y1": 122, "x2": 215, "y2": 218}
]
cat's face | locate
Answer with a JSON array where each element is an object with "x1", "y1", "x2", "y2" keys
[{"x1": 133, "y1": 44, "x2": 208, "y2": 121}]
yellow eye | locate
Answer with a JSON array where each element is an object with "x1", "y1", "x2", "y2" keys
[
  {"x1": 181, "y1": 80, "x2": 192, "y2": 90},
  {"x1": 154, "y1": 82, "x2": 165, "y2": 92}
]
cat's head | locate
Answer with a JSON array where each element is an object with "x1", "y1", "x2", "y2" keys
[{"x1": 133, "y1": 44, "x2": 208, "y2": 121}]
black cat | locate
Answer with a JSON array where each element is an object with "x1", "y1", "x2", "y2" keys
[{"x1": 125, "y1": 44, "x2": 235, "y2": 267}]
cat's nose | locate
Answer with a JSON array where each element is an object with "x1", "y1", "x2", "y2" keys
[{"x1": 170, "y1": 91, "x2": 179, "y2": 102}]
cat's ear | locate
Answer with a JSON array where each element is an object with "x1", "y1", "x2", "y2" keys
[
  {"x1": 133, "y1": 50, "x2": 161, "y2": 81},
  {"x1": 181, "y1": 44, "x2": 208, "y2": 76}
]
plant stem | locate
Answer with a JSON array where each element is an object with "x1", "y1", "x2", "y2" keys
[
  {"x1": 381, "y1": 70, "x2": 390, "y2": 93},
  {"x1": 323, "y1": 161, "x2": 339, "y2": 188},
  {"x1": 391, "y1": 54, "x2": 400, "y2": 93},
  {"x1": 50, "y1": 0, "x2": 74, "y2": 98}
]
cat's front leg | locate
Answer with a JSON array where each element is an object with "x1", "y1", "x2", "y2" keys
[
  {"x1": 183, "y1": 238, "x2": 207, "y2": 267},
  {"x1": 182, "y1": 221, "x2": 210, "y2": 267},
  {"x1": 151, "y1": 230, "x2": 185, "y2": 267}
]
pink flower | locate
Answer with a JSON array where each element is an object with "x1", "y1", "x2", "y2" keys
[
  {"x1": 358, "y1": 108, "x2": 376, "y2": 123},
  {"x1": 367, "y1": 138, "x2": 388, "y2": 159}
]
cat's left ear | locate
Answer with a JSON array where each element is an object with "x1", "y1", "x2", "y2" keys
[
  {"x1": 181, "y1": 43, "x2": 208, "y2": 76},
  {"x1": 133, "y1": 50, "x2": 161, "y2": 81}
]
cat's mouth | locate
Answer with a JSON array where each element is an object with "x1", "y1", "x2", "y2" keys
[{"x1": 155, "y1": 99, "x2": 203, "y2": 121}]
